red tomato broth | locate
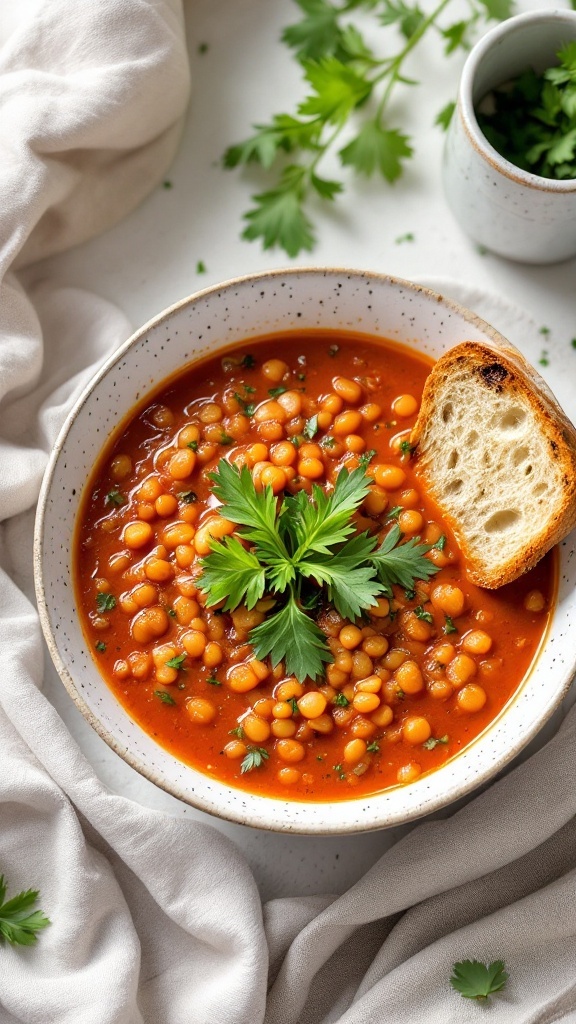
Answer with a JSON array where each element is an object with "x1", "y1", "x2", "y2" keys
[{"x1": 74, "y1": 331, "x2": 555, "y2": 802}]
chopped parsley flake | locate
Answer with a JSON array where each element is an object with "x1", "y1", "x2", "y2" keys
[
  {"x1": 96, "y1": 593, "x2": 116, "y2": 613},
  {"x1": 155, "y1": 690, "x2": 176, "y2": 705}
]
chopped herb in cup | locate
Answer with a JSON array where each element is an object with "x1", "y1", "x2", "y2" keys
[{"x1": 476, "y1": 42, "x2": 576, "y2": 180}]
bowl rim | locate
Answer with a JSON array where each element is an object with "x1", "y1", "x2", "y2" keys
[{"x1": 33, "y1": 266, "x2": 576, "y2": 834}]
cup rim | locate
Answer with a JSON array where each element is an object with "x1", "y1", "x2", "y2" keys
[{"x1": 459, "y1": 8, "x2": 576, "y2": 193}]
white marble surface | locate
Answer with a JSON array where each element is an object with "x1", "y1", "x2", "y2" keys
[{"x1": 25, "y1": 0, "x2": 576, "y2": 902}]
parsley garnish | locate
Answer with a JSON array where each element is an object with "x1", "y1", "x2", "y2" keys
[
  {"x1": 386, "y1": 506, "x2": 402, "y2": 520},
  {"x1": 223, "y1": 0, "x2": 509, "y2": 255},
  {"x1": 444, "y1": 615, "x2": 458, "y2": 634},
  {"x1": 155, "y1": 690, "x2": 177, "y2": 705},
  {"x1": 333, "y1": 692, "x2": 350, "y2": 706},
  {"x1": 450, "y1": 960, "x2": 508, "y2": 1001},
  {"x1": 198, "y1": 460, "x2": 439, "y2": 681},
  {"x1": 434, "y1": 534, "x2": 447, "y2": 550},
  {"x1": 167, "y1": 608, "x2": 177, "y2": 618},
  {"x1": 287, "y1": 696, "x2": 300, "y2": 714},
  {"x1": 234, "y1": 392, "x2": 256, "y2": 415},
  {"x1": 477, "y1": 43, "x2": 576, "y2": 180},
  {"x1": 206, "y1": 675, "x2": 222, "y2": 686},
  {"x1": 178, "y1": 490, "x2": 198, "y2": 504},
  {"x1": 229, "y1": 725, "x2": 245, "y2": 739},
  {"x1": 240, "y1": 746, "x2": 270, "y2": 773},
  {"x1": 165, "y1": 654, "x2": 186, "y2": 670},
  {"x1": 96, "y1": 593, "x2": 116, "y2": 613},
  {"x1": 333, "y1": 763, "x2": 346, "y2": 780},
  {"x1": 423, "y1": 734, "x2": 449, "y2": 750},
  {"x1": 303, "y1": 414, "x2": 319, "y2": 439},
  {"x1": 321, "y1": 436, "x2": 337, "y2": 449},
  {"x1": 220, "y1": 432, "x2": 234, "y2": 445},
  {"x1": 0, "y1": 875, "x2": 50, "y2": 946},
  {"x1": 268, "y1": 386, "x2": 288, "y2": 397},
  {"x1": 241, "y1": 354, "x2": 256, "y2": 369},
  {"x1": 95, "y1": 641, "x2": 107, "y2": 653},
  {"x1": 414, "y1": 605, "x2": 434, "y2": 624},
  {"x1": 395, "y1": 232, "x2": 415, "y2": 244},
  {"x1": 105, "y1": 489, "x2": 125, "y2": 507},
  {"x1": 187, "y1": 440, "x2": 199, "y2": 451},
  {"x1": 399, "y1": 439, "x2": 415, "y2": 459},
  {"x1": 366, "y1": 740, "x2": 380, "y2": 753},
  {"x1": 358, "y1": 448, "x2": 377, "y2": 468}
]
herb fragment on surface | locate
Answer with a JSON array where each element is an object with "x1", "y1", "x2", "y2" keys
[
  {"x1": 104, "y1": 489, "x2": 125, "y2": 507},
  {"x1": 386, "y1": 505, "x2": 403, "y2": 520},
  {"x1": 423, "y1": 734, "x2": 449, "y2": 749},
  {"x1": 167, "y1": 608, "x2": 177, "y2": 618},
  {"x1": 196, "y1": 260, "x2": 207, "y2": 273},
  {"x1": 539, "y1": 350, "x2": 550, "y2": 367},
  {"x1": 303, "y1": 414, "x2": 319, "y2": 439},
  {"x1": 162, "y1": 180, "x2": 173, "y2": 190},
  {"x1": 571, "y1": 337, "x2": 576, "y2": 349},
  {"x1": 240, "y1": 746, "x2": 270, "y2": 773},
  {"x1": 206, "y1": 675, "x2": 222, "y2": 686},
  {"x1": 434, "y1": 534, "x2": 447, "y2": 550},
  {"x1": 268, "y1": 386, "x2": 288, "y2": 397},
  {"x1": 366, "y1": 740, "x2": 380, "y2": 753},
  {"x1": 476, "y1": 42, "x2": 576, "y2": 180},
  {"x1": 444, "y1": 615, "x2": 458, "y2": 634},
  {"x1": 414, "y1": 605, "x2": 434, "y2": 624},
  {"x1": 187, "y1": 440, "x2": 199, "y2": 452},
  {"x1": 198, "y1": 42, "x2": 209, "y2": 54},
  {"x1": 229, "y1": 725, "x2": 245, "y2": 739},
  {"x1": 165, "y1": 654, "x2": 186, "y2": 670},
  {"x1": 241, "y1": 354, "x2": 256, "y2": 369},
  {"x1": 399, "y1": 439, "x2": 415, "y2": 459},
  {"x1": 333, "y1": 692, "x2": 350, "y2": 706},
  {"x1": 96, "y1": 593, "x2": 116, "y2": 613},
  {"x1": 287, "y1": 696, "x2": 300, "y2": 714},
  {"x1": 395, "y1": 232, "x2": 415, "y2": 244},
  {"x1": 435, "y1": 100, "x2": 455, "y2": 130},
  {"x1": 234, "y1": 392, "x2": 256, "y2": 415},
  {"x1": 358, "y1": 448, "x2": 377, "y2": 467},
  {"x1": 155, "y1": 690, "x2": 177, "y2": 705},
  {"x1": 178, "y1": 490, "x2": 198, "y2": 504},
  {"x1": 198, "y1": 460, "x2": 440, "y2": 681},
  {"x1": 95, "y1": 641, "x2": 107, "y2": 653},
  {"x1": 450, "y1": 959, "x2": 509, "y2": 1000},
  {"x1": 0, "y1": 876, "x2": 50, "y2": 947},
  {"x1": 333, "y1": 763, "x2": 346, "y2": 779},
  {"x1": 223, "y1": 0, "x2": 511, "y2": 255}
]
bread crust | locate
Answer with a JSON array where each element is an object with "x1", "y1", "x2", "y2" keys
[{"x1": 410, "y1": 340, "x2": 576, "y2": 588}]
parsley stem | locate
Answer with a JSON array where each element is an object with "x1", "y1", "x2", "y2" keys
[{"x1": 374, "y1": 0, "x2": 453, "y2": 117}]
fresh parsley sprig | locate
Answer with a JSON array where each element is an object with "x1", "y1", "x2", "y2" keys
[
  {"x1": 198, "y1": 460, "x2": 439, "y2": 681},
  {"x1": 0, "y1": 875, "x2": 50, "y2": 946},
  {"x1": 477, "y1": 42, "x2": 576, "y2": 179},
  {"x1": 224, "y1": 0, "x2": 513, "y2": 255},
  {"x1": 450, "y1": 959, "x2": 508, "y2": 1000}
]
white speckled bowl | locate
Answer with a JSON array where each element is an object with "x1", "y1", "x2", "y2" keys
[{"x1": 34, "y1": 269, "x2": 576, "y2": 834}]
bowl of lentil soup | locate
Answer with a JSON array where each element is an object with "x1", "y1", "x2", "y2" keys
[{"x1": 34, "y1": 269, "x2": 576, "y2": 833}]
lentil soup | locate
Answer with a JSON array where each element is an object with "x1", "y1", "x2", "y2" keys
[{"x1": 74, "y1": 331, "x2": 554, "y2": 801}]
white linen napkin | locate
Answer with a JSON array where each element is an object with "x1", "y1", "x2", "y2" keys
[{"x1": 2, "y1": 3, "x2": 576, "y2": 1023}]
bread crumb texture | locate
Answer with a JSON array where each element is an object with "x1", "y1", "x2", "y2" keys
[{"x1": 411, "y1": 342, "x2": 576, "y2": 587}]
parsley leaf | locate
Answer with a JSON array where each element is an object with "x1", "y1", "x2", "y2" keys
[
  {"x1": 178, "y1": 490, "x2": 198, "y2": 503},
  {"x1": 414, "y1": 605, "x2": 434, "y2": 624},
  {"x1": 0, "y1": 876, "x2": 50, "y2": 946},
  {"x1": 423, "y1": 734, "x2": 449, "y2": 750},
  {"x1": 96, "y1": 592, "x2": 116, "y2": 613},
  {"x1": 95, "y1": 641, "x2": 106, "y2": 653},
  {"x1": 105, "y1": 489, "x2": 125, "y2": 507},
  {"x1": 450, "y1": 959, "x2": 508, "y2": 1000},
  {"x1": 155, "y1": 690, "x2": 177, "y2": 705},
  {"x1": 371, "y1": 524, "x2": 439, "y2": 597},
  {"x1": 333, "y1": 692, "x2": 350, "y2": 706},
  {"x1": 340, "y1": 119, "x2": 412, "y2": 182},
  {"x1": 250, "y1": 594, "x2": 332, "y2": 681},
  {"x1": 240, "y1": 746, "x2": 270, "y2": 774},
  {"x1": 303, "y1": 414, "x2": 319, "y2": 439},
  {"x1": 165, "y1": 654, "x2": 186, "y2": 670},
  {"x1": 444, "y1": 615, "x2": 458, "y2": 634}
]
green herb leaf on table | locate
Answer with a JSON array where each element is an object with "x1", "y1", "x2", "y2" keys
[
  {"x1": 224, "y1": 0, "x2": 510, "y2": 255},
  {"x1": 0, "y1": 876, "x2": 50, "y2": 946},
  {"x1": 450, "y1": 959, "x2": 509, "y2": 1000}
]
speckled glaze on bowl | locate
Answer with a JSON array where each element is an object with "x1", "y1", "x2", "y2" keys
[
  {"x1": 34, "y1": 269, "x2": 576, "y2": 834},
  {"x1": 443, "y1": 9, "x2": 576, "y2": 263}
]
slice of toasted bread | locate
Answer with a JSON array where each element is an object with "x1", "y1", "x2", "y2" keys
[{"x1": 410, "y1": 340, "x2": 576, "y2": 588}]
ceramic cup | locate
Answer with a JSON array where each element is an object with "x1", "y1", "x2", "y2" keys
[{"x1": 443, "y1": 9, "x2": 576, "y2": 263}]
